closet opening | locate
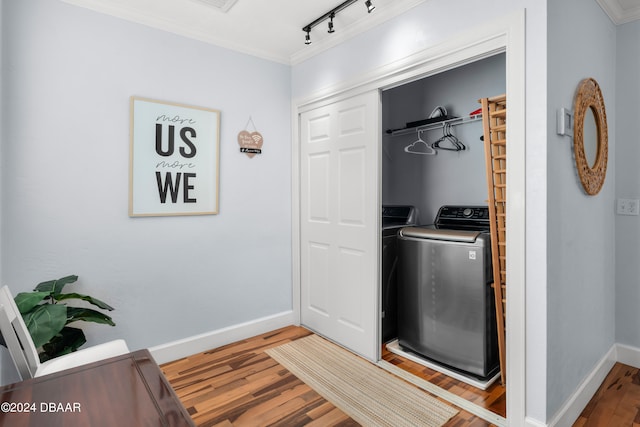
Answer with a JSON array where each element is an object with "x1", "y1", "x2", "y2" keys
[{"x1": 379, "y1": 52, "x2": 507, "y2": 422}]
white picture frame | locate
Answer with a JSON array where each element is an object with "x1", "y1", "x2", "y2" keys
[{"x1": 129, "y1": 97, "x2": 220, "y2": 217}]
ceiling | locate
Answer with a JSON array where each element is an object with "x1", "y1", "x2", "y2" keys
[
  {"x1": 60, "y1": 0, "x2": 639, "y2": 65},
  {"x1": 60, "y1": 0, "x2": 426, "y2": 65}
]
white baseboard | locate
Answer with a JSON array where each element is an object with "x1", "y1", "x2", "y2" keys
[
  {"x1": 524, "y1": 417, "x2": 548, "y2": 427},
  {"x1": 526, "y1": 343, "x2": 640, "y2": 427},
  {"x1": 149, "y1": 310, "x2": 295, "y2": 364},
  {"x1": 615, "y1": 343, "x2": 640, "y2": 368},
  {"x1": 545, "y1": 345, "x2": 617, "y2": 427}
]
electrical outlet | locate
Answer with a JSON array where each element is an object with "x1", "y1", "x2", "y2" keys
[{"x1": 617, "y1": 198, "x2": 640, "y2": 216}]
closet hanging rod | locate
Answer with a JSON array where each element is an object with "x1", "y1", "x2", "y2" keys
[{"x1": 386, "y1": 114, "x2": 483, "y2": 137}]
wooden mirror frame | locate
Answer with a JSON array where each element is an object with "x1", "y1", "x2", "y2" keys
[{"x1": 573, "y1": 78, "x2": 608, "y2": 195}]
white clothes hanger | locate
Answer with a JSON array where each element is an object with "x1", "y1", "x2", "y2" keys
[{"x1": 404, "y1": 130, "x2": 436, "y2": 156}]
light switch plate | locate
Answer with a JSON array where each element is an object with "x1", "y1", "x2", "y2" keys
[{"x1": 557, "y1": 108, "x2": 573, "y2": 137}]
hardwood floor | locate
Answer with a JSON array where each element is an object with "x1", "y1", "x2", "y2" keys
[
  {"x1": 161, "y1": 326, "x2": 505, "y2": 426},
  {"x1": 573, "y1": 363, "x2": 640, "y2": 427},
  {"x1": 162, "y1": 326, "x2": 640, "y2": 426},
  {"x1": 161, "y1": 327, "x2": 356, "y2": 426},
  {"x1": 381, "y1": 347, "x2": 506, "y2": 418}
]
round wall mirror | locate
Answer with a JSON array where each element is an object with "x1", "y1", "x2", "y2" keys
[{"x1": 573, "y1": 78, "x2": 608, "y2": 195}]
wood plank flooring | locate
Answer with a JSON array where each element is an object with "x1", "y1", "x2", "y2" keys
[
  {"x1": 161, "y1": 325, "x2": 504, "y2": 427},
  {"x1": 161, "y1": 327, "x2": 357, "y2": 426},
  {"x1": 573, "y1": 363, "x2": 640, "y2": 427},
  {"x1": 381, "y1": 347, "x2": 506, "y2": 418},
  {"x1": 162, "y1": 326, "x2": 640, "y2": 427}
]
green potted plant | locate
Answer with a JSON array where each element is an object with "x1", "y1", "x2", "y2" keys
[{"x1": 15, "y1": 275, "x2": 117, "y2": 362}]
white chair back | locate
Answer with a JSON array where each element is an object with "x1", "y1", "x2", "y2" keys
[
  {"x1": 0, "y1": 286, "x2": 41, "y2": 379},
  {"x1": 0, "y1": 285, "x2": 130, "y2": 381}
]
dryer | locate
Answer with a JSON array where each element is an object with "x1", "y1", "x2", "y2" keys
[{"x1": 381, "y1": 205, "x2": 416, "y2": 343}]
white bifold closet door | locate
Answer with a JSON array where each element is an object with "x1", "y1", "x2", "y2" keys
[{"x1": 299, "y1": 90, "x2": 380, "y2": 361}]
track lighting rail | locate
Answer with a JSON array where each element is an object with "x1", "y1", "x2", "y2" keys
[{"x1": 302, "y1": 0, "x2": 375, "y2": 44}]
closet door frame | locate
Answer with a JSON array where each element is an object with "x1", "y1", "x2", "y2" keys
[{"x1": 292, "y1": 10, "x2": 525, "y2": 426}]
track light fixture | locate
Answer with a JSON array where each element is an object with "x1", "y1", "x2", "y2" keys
[{"x1": 302, "y1": 0, "x2": 375, "y2": 44}]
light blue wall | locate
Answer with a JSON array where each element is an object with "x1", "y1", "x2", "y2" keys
[
  {"x1": 547, "y1": 0, "x2": 616, "y2": 418},
  {"x1": 615, "y1": 21, "x2": 640, "y2": 347},
  {"x1": 0, "y1": 0, "x2": 16, "y2": 387},
  {"x1": 0, "y1": 0, "x2": 292, "y2": 377}
]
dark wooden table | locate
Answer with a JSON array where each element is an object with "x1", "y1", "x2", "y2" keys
[{"x1": 0, "y1": 349, "x2": 194, "y2": 427}]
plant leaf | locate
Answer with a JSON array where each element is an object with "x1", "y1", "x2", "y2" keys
[
  {"x1": 34, "y1": 280, "x2": 56, "y2": 295},
  {"x1": 40, "y1": 327, "x2": 86, "y2": 362},
  {"x1": 35, "y1": 275, "x2": 78, "y2": 296},
  {"x1": 66, "y1": 307, "x2": 115, "y2": 326},
  {"x1": 23, "y1": 304, "x2": 68, "y2": 348},
  {"x1": 14, "y1": 291, "x2": 50, "y2": 314},
  {"x1": 55, "y1": 293, "x2": 115, "y2": 311}
]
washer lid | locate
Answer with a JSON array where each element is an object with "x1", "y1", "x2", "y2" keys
[{"x1": 399, "y1": 226, "x2": 481, "y2": 243}]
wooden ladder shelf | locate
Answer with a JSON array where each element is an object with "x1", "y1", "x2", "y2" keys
[{"x1": 480, "y1": 94, "x2": 507, "y2": 385}]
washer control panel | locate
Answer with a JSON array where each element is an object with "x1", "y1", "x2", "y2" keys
[{"x1": 435, "y1": 205, "x2": 490, "y2": 230}]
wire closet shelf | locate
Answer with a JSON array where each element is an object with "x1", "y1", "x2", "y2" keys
[{"x1": 386, "y1": 114, "x2": 483, "y2": 137}]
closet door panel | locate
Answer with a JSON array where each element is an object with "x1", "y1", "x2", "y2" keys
[{"x1": 300, "y1": 90, "x2": 380, "y2": 361}]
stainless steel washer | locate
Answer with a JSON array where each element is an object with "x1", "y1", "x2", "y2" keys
[{"x1": 397, "y1": 205, "x2": 499, "y2": 379}]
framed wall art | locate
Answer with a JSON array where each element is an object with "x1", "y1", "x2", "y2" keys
[{"x1": 129, "y1": 96, "x2": 220, "y2": 217}]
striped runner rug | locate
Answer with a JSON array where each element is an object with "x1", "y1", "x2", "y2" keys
[{"x1": 266, "y1": 334, "x2": 458, "y2": 427}]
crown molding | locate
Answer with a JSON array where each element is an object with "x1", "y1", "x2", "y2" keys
[
  {"x1": 596, "y1": 0, "x2": 640, "y2": 25},
  {"x1": 61, "y1": 0, "x2": 427, "y2": 65},
  {"x1": 60, "y1": 0, "x2": 292, "y2": 64}
]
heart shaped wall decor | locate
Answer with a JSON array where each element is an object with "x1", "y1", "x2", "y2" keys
[{"x1": 237, "y1": 130, "x2": 263, "y2": 158}]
